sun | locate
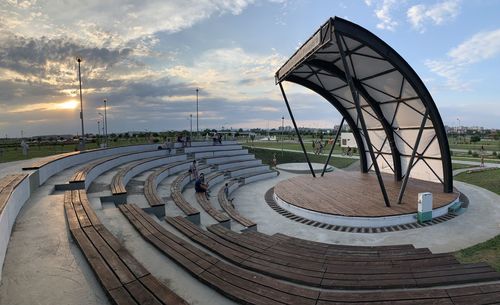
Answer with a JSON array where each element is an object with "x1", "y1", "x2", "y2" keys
[{"x1": 57, "y1": 100, "x2": 79, "y2": 110}]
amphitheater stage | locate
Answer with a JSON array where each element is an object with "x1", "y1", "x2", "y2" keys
[{"x1": 273, "y1": 171, "x2": 460, "y2": 227}]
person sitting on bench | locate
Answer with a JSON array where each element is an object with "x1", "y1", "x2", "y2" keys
[{"x1": 195, "y1": 173, "x2": 209, "y2": 198}]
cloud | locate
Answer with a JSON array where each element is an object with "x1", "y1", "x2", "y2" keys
[
  {"x1": 407, "y1": 0, "x2": 460, "y2": 32},
  {"x1": 364, "y1": 0, "x2": 399, "y2": 31},
  {"x1": 424, "y1": 28, "x2": 500, "y2": 91},
  {"x1": 0, "y1": 0, "x2": 267, "y2": 49},
  {"x1": 164, "y1": 47, "x2": 287, "y2": 101}
]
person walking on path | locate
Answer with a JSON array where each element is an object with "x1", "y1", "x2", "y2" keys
[{"x1": 480, "y1": 146, "x2": 485, "y2": 168}]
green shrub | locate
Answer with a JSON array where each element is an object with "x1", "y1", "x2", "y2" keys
[
  {"x1": 468, "y1": 149, "x2": 472, "y2": 155},
  {"x1": 472, "y1": 152, "x2": 479, "y2": 158}
]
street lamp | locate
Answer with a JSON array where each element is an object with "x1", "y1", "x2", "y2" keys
[
  {"x1": 97, "y1": 120, "x2": 101, "y2": 146},
  {"x1": 76, "y1": 57, "x2": 85, "y2": 150},
  {"x1": 281, "y1": 116, "x2": 284, "y2": 156},
  {"x1": 190, "y1": 114, "x2": 193, "y2": 138},
  {"x1": 103, "y1": 99, "x2": 108, "y2": 147},
  {"x1": 98, "y1": 112, "x2": 105, "y2": 146},
  {"x1": 196, "y1": 88, "x2": 199, "y2": 138}
]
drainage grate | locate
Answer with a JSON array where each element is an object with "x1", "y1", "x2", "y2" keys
[{"x1": 264, "y1": 187, "x2": 459, "y2": 234}]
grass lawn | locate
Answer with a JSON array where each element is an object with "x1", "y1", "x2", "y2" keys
[
  {"x1": 0, "y1": 139, "x2": 150, "y2": 163},
  {"x1": 451, "y1": 163, "x2": 476, "y2": 170},
  {"x1": 455, "y1": 235, "x2": 500, "y2": 272},
  {"x1": 453, "y1": 168, "x2": 500, "y2": 270},
  {"x1": 245, "y1": 146, "x2": 357, "y2": 169},
  {"x1": 452, "y1": 156, "x2": 500, "y2": 164},
  {"x1": 454, "y1": 168, "x2": 500, "y2": 195}
]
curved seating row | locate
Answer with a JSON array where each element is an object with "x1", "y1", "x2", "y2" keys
[
  {"x1": 217, "y1": 180, "x2": 256, "y2": 229},
  {"x1": 144, "y1": 160, "x2": 194, "y2": 207},
  {"x1": 170, "y1": 172, "x2": 201, "y2": 223},
  {"x1": 64, "y1": 189, "x2": 188, "y2": 305},
  {"x1": 193, "y1": 148, "x2": 248, "y2": 159},
  {"x1": 22, "y1": 141, "x2": 239, "y2": 186},
  {"x1": 168, "y1": 216, "x2": 500, "y2": 289},
  {"x1": 194, "y1": 172, "x2": 231, "y2": 226},
  {"x1": 69, "y1": 150, "x2": 172, "y2": 190},
  {"x1": 120, "y1": 203, "x2": 500, "y2": 305},
  {"x1": 111, "y1": 154, "x2": 187, "y2": 201}
]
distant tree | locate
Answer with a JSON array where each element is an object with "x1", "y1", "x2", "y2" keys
[{"x1": 470, "y1": 135, "x2": 481, "y2": 143}]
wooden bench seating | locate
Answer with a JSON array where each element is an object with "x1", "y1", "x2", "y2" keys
[
  {"x1": 119, "y1": 203, "x2": 500, "y2": 304},
  {"x1": 21, "y1": 151, "x2": 80, "y2": 170},
  {"x1": 217, "y1": 180, "x2": 256, "y2": 228},
  {"x1": 194, "y1": 173, "x2": 230, "y2": 224},
  {"x1": 111, "y1": 157, "x2": 164, "y2": 196},
  {"x1": 144, "y1": 160, "x2": 194, "y2": 207},
  {"x1": 70, "y1": 154, "x2": 124, "y2": 184},
  {"x1": 0, "y1": 174, "x2": 28, "y2": 213},
  {"x1": 64, "y1": 190, "x2": 187, "y2": 305},
  {"x1": 170, "y1": 172, "x2": 199, "y2": 217},
  {"x1": 70, "y1": 149, "x2": 166, "y2": 187},
  {"x1": 167, "y1": 217, "x2": 500, "y2": 290}
]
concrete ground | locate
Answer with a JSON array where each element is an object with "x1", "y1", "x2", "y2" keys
[{"x1": 0, "y1": 156, "x2": 499, "y2": 304}]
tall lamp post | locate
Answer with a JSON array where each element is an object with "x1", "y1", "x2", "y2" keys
[
  {"x1": 77, "y1": 57, "x2": 85, "y2": 150},
  {"x1": 104, "y1": 99, "x2": 108, "y2": 147},
  {"x1": 98, "y1": 113, "x2": 104, "y2": 147},
  {"x1": 281, "y1": 116, "x2": 284, "y2": 156},
  {"x1": 196, "y1": 88, "x2": 199, "y2": 138},
  {"x1": 97, "y1": 120, "x2": 101, "y2": 146},
  {"x1": 190, "y1": 114, "x2": 193, "y2": 138}
]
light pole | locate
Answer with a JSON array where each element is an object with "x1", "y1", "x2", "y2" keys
[
  {"x1": 97, "y1": 120, "x2": 101, "y2": 146},
  {"x1": 76, "y1": 57, "x2": 85, "y2": 150},
  {"x1": 281, "y1": 116, "x2": 284, "y2": 156},
  {"x1": 98, "y1": 112, "x2": 105, "y2": 146},
  {"x1": 190, "y1": 114, "x2": 193, "y2": 138},
  {"x1": 103, "y1": 99, "x2": 108, "y2": 147},
  {"x1": 196, "y1": 88, "x2": 199, "y2": 138}
]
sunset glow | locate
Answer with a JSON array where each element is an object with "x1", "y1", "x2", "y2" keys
[{"x1": 56, "y1": 100, "x2": 79, "y2": 110}]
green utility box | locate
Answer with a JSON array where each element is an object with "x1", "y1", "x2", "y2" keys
[{"x1": 417, "y1": 192, "x2": 433, "y2": 224}]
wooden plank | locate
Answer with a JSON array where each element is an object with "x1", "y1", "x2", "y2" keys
[
  {"x1": 108, "y1": 287, "x2": 138, "y2": 305},
  {"x1": 206, "y1": 264, "x2": 317, "y2": 305},
  {"x1": 71, "y1": 190, "x2": 92, "y2": 228},
  {"x1": 64, "y1": 191, "x2": 81, "y2": 231},
  {"x1": 78, "y1": 190, "x2": 102, "y2": 226},
  {"x1": 124, "y1": 280, "x2": 162, "y2": 305},
  {"x1": 198, "y1": 269, "x2": 285, "y2": 305},
  {"x1": 71, "y1": 228, "x2": 122, "y2": 291},
  {"x1": 84, "y1": 226, "x2": 136, "y2": 285},
  {"x1": 22, "y1": 151, "x2": 80, "y2": 170},
  {"x1": 139, "y1": 274, "x2": 189, "y2": 305}
]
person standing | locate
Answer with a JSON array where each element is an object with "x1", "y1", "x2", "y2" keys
[
  {"x1": 20, "y1": 140, "x2": 29, "y2": 157},
  {"x1": 189, "y1": 160, "x2": 198, "y2": 179}
]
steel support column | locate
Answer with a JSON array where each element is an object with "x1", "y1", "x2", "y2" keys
[
  {"x1": 335, "y1": 32, "x2": 391, "y2": 207},
  {"x1": 279, "y1": 82, "x2": 316, "y2": 177},
  {"x1": 396, "y1": 109, "x2": 429, "y2": 204},
  {"x1": 321, "y1": 118, "x2": 344, "y2": 177}
]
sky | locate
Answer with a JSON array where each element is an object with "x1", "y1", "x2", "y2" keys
[{"x1": 0, "y1": 0, "x2": 499, "y2": 137}]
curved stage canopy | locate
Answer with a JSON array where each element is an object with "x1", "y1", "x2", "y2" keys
[{"x1": 275, "y1": 17, "x2": 452, "y2": 206}]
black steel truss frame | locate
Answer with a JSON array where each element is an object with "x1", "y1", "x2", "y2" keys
[{"x1": 275, "y1": 17, "x2": 453, "y2": 207}]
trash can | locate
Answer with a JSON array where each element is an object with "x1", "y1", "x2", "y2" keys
[{"x1": 417, "y1": 192, "x2": 433, "y2": 223}]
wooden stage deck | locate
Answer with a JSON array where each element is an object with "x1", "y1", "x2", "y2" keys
[{"x1": 274, "y1": 171, "x2": 459, "y2": 217}]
